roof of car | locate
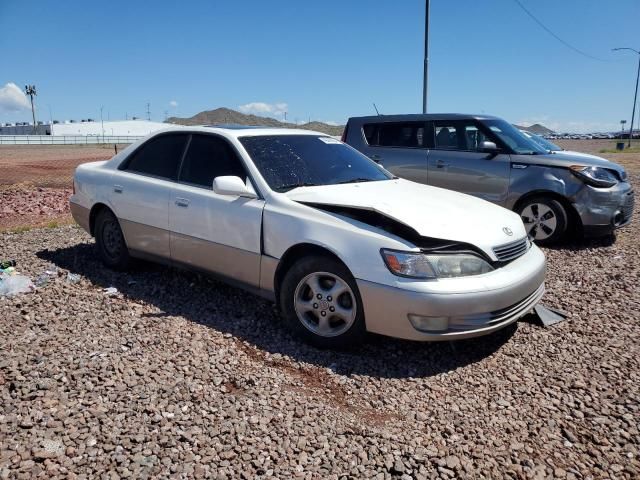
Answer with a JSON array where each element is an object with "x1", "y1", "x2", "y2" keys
[
  {"x1": 346, "y1": 113, "x2": 501, "y2": 123},
  {"x1": 154, "y1": 125, "x2": 328, "y2": 138}
]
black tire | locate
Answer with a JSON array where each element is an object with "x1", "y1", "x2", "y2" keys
[
  {"x1": 279, "y1": 255, "x2": 366, "y2": 349},
  {"x1": 516, "y1": 196, "x2": 568, "y2": 246},
  {"x1": 94, "y1": 209, "x2": 131, "y2": 270}
]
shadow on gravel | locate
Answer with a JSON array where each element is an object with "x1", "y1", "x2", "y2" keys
[
  {"x1": 545, "y1": 233, "x2": 617, "y2": 252},
  {"x1": 38, "y1": 242, "x2": 516, "y2": 379}
]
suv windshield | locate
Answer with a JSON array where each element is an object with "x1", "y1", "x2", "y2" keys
[
  {"x1": 528, "y1": 133, "x2": 562, "y2": 152},
  {"x1": 481, "y1": 119, "x2": 547, "y2": 155},
  {"x1": 240, "y1": 135, "x2": 392, "y2": 192}
]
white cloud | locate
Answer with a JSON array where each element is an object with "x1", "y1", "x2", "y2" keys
[
  {"x1": 169, "y1": 100, "x2": 178, "y2": 108},
  {"x1": 0, "y1": 83, "x2": 31, "y2": 112},
  {"x1": 238, "y1": 102, "x2": 288, "y2": 118}
]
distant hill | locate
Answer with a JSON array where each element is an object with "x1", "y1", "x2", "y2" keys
[
  {"x1": 166, "y1": 107, "x2": 344, "y2": 136},
  {"x1": 513, "y1": 123, "x2": 555, "y2": 135}
]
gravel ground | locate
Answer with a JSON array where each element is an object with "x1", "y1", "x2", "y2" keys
[{"x1": 0, "y1": 145, "x2": 638, "y2": 479}]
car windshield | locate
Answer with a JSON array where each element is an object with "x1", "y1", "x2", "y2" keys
[
  {"x1": 481, "y1": 119, "x2": 548, "y2": 154},
  {"x1": 528, "y1": 133, "x2": 562, "y2": 152},
  {"x1": 239, "y1": 135, "x2": 392, "y2": 192}
]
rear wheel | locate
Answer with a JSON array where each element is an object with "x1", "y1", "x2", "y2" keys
[
  {"x1": 280, "y1": 256, "x2": 366, "y2": 348},
  {"x1": 517, "y1": 196, "x2": 568, "y2": 245},
  {"x1": 95, "y1": 209, "x2": 131, "y2": 270}
]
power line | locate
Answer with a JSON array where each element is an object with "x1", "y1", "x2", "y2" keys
[{"x1": 512, "y1": 0, "x2": 609, "y2": 62}]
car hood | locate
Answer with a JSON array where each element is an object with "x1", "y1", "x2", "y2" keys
[
  {"x1": 514, "y1": 151, "x2": 626, "y2": 175},
  {"x1": 285, "y1": 178, "x2": 525, "y2": 256}
]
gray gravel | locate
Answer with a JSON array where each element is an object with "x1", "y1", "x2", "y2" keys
[{"x1": 1, "y1": 213, "x2": 639, "y2": 478}]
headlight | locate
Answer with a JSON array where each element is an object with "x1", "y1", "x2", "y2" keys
[
  {"x1": 381, "y1": 250, "x2": 493, "y2": 279},
  {"x1": 569, "y1": 165, "x2": 618, "y2": 188}
]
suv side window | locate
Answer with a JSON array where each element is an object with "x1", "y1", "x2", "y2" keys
[
  {"x1": 123, "y1": 134, "x2": 188, "y2": 180},
  {"x1": 433, "y1": 121, "x2": 492, "y2": 151},
  {"x1": 179, "y1": 134, "x2": 247, "y2": 189},
  {"x1": 363, "y1": 122, "x2": 426, "y2": 148}
]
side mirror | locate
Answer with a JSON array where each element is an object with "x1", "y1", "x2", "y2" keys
[
  {"x1": 481, "y1": 141, "x2": 498, "y2": 152},
  {"x1": 212, "y1": 176, "x2": 257, "y2": 198}
]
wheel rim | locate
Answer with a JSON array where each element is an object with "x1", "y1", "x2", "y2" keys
[
  {"x1": 101, "y1": 218, "x2": 124, "y2": 259},
  {"x1": 520, "y1": 203, "x2": 557, "y2": 241},
  {"x1": 293, "y1": 271, "x2": 357, "y2": 338}
]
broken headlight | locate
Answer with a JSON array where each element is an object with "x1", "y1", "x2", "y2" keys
[
  {"x1": 381, "y1": 250, "x2": 493, "y2": 279},
  {"x1": 569, "y1": 165, "x2": 618, "y2": 188}
]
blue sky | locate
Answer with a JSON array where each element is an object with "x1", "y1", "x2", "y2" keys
[{"x1": 1, "y1": 0, "x2": 638, "y2": 132}]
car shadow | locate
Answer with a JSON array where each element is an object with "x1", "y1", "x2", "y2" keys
[
  {"x1": 543, "y1": 232, "x2": 617, "y2": 252},
  {"x1": 37, "y1": 243, "x2": 517, "y2": 380}
]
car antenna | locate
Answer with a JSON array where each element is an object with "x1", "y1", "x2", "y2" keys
[{"x1": 373, "y1": 103, "x2": 381, "y2": 116}]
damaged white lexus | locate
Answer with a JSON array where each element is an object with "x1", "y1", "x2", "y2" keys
[{"x1": 70, "y1": 126, "x2": 546, "y2": 348}]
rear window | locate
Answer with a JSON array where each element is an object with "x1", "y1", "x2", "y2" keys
[
  {"x1": 363, "y1": 122, "x2": 426, "y2": 148},
  {"x1": 123, "y1": 134, "x2": 188, "y2": 180}
]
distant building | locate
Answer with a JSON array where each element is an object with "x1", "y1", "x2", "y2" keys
[{"x1": 0, "y1": 119, "x2": 169, "y2": 136}]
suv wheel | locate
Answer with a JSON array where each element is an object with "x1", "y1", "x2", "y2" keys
[
  {"x1": 517, "y1": 196, "x2": 568, "y2": 245},
  {"x1": 95, "y1": 209, "x2": 131, "y2": 270},
  {"x1": 280, "y1": 256, "x2": 366, "y2": 348}
]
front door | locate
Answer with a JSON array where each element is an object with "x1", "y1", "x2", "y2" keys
[
  {"x1": 427, "y1": 120, "x2": 510, "y2": 206},
  {"x1": 169, "y1": 134, "x2": 265, "y2": 287}
]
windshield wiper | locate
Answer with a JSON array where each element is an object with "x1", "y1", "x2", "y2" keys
[
  {"x1": 276, "y1": 181, "x2": 319, "y2": 192},
  {"x1": 335, "y1": 178, "x2": 376, "y2": 185}
]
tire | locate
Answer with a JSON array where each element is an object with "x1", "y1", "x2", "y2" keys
[
  {"x1": 516, "y1": 196, "x2": 568, "y2": 245},
  {"x1": 279, "y1": 255, "x2": 366, "y2": 349},
  {"x1": 94, "y1": 209, "x2": 131, "y2": 270}
]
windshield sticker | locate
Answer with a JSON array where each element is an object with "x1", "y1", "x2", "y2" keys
[{"x1": 318, "y1": 137, "x2": 342, "y2": 144}]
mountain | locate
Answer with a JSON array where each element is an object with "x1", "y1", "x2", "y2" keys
[
  {"x1": 166, "y1": 107, "x2": 344, "y2": 136},
  {"x1": 513, "y1": 123, "x2": 555, "y2": 135}
]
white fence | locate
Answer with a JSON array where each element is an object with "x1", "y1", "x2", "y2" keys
[{"x1": 0, "y1": 135, "x2": 142, "y2": 145}]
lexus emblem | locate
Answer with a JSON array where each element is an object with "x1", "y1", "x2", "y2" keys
[{"x1": 503, "y1": 227, "x2": 513, "y2": 236}]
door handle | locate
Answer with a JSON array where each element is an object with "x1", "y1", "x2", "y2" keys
[
  {"x1": 435, "y1": 160, "x2": 450, "y2": 168},
  {"x1": 175, "y1": 198, "x2": 190, "y2": 208},
  {"x1": 113, "y1": 185, "x2": 124, "y2": 193}
]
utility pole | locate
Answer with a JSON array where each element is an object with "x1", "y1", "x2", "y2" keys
[
  {"x1": 25, "y1": 85, "x2": 37, "y2": 134},
  {"x1": 146, "y1": 102, "x2": 151, "y2": 121},
  {"x1": 422, "y1": 0, "x2": 430, "y2": 114},
  {"x1": 613, "y1": 47, "x2": 640, "y2": 147},
  {"x1": 100, "y1": 106, "x2": 105, "y2": 143},
  {"x1": 621, "y1": 119, "x2": 627, "y2": 138}
]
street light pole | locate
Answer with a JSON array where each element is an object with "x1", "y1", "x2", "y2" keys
[
  {"x1": 100, "y1": 106, "x2": 105, "y2": 143},
  {"x1": 613, "y1": 47, "x2": 640, "y2": 147},
  {"x1": 24, "y1": 85, "x2": 37, "y2": 134},
  {"x1": 422, "y1": 0, "x2": 430, "y2": 114}
]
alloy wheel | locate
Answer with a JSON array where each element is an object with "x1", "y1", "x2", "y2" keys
[
  {"x1": 520, "y1": 203, "x2": 557, "y2": 241},
  {"x1": 293, "y1": 271, "x2": 357, "y2": 337}
]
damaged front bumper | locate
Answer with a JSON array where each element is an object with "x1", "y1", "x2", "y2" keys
[
  {"x1": 357, "y1": 245, "x2": 546, "y2": 341},
  {"x1": 574, "y1": 182, "x2": 634, "y2": 236}
]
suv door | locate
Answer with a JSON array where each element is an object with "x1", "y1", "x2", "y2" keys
[
  {"x1": 111, "y1": 133, "x2": 189, "y2": 258},
  {"x1": 169, "y1": 134, "x2": 265, "y2": 287},
  {"x1": 427, "y1": 120, "x2": 510, "y2": 205},
  {"x1": 358, "y1": 121, "x2": 429, "y2": 184}
]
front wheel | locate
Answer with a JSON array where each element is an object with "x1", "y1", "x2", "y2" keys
[
  {"x1": 517, "y1": 196, "x2": 568, "y2": 245},
  {"x1": 280, "y1": 256, "x2": 366, "y2": 349}
]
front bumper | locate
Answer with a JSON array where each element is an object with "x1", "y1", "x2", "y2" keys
[
  {"x1": 357, "y1": 246, "x2": 546, "y2": 341},
  {"x1": 574, "y1": 183, "x2": 634, "y2": 235}
]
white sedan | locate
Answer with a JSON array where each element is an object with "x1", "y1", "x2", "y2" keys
[{"x1": 70, "y1": 126, "x2": 546, "y2": 348}]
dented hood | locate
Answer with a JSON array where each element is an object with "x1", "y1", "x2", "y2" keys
[{"x1": 285, "y1": 178, "x2": 526, "y2": 254}]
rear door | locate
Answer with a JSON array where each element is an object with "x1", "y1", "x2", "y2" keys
[
  {"x1": 110, "y1": 133, "x2": 189, "y2": 258},
  {"x1": 169, "y1": 133, "x2": 265, "y2": 287},
  {"x1": 427, "y1": 120, "x2": 510, "y2": 205},
  {"x1": 357, "y1": 121, "x2": 429, "y2": 184}
]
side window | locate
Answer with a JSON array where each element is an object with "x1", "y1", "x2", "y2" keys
[
  {"x1": 179, "y1": 134, "x2": 247, "y2": 189},
  {"x1": 434, "y1": 124, "x2": 461, "y2": 150},
  {"x1": 364, "y1": 122, "x2": 426, "y2": 148},
  {"x1": 462, "y1": 124, "x2": 489, "y2": 151},
  {"x1": 124, "y1": 134, "x2": 188, "y2": 179}
]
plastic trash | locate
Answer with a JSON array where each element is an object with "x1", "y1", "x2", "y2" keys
[
  {"x1": 0, "y1": 266, "x2": 17, "y2": 276},
  {"x1": 0, "y1": 275, "x2": 35, "y2": 297},
  {"x1": 44, "y1": 265, "x2": 58, "y2": 276},
  {"x1": 35, "y1": 274, "x2": 50, "y2": 287},
  {"x1": 0, "y1": 260, "x2": 16, "y2": 269},
  {"x1": 103, "y1": 287, "x2": 119, "y2": 296},
  {"x1": 66, "y1": 273, "x2": 81, "y2": 284}
]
